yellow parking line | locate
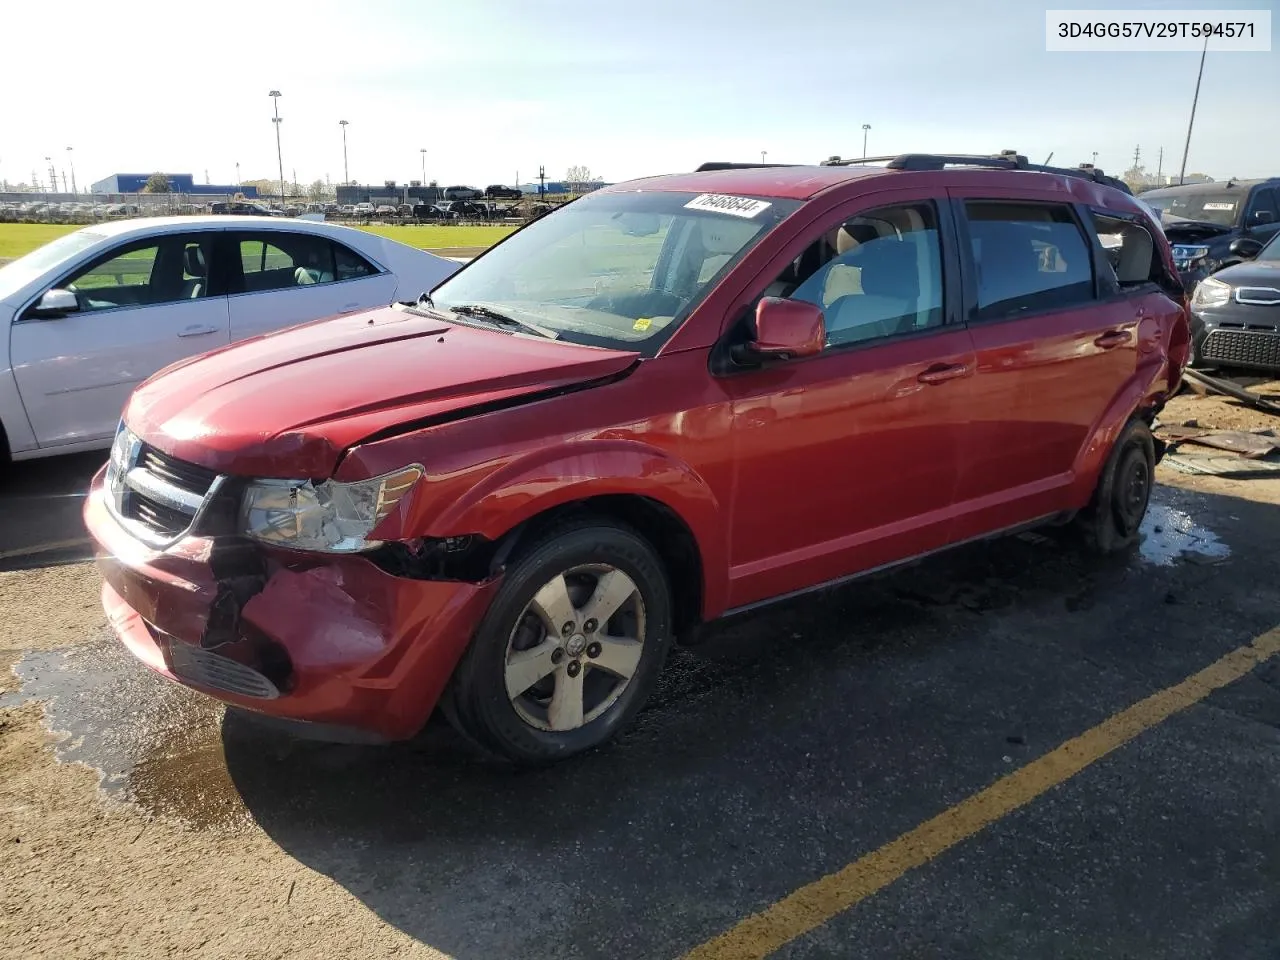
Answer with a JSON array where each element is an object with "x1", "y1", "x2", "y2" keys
[{"x1": 683, "y1": 626, "x2": 1280, "y2": 960}]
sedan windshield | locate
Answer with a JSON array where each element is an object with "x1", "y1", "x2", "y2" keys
[
  {"x1": 0, "y1": 229, "x2": 104, "y2": 303},
  {"x1": 425, "y1": 190, "x2": 800, "y2": 354},
  {"x1": 1141, "y1": 190, "x2": 1243, "y2": 228}
]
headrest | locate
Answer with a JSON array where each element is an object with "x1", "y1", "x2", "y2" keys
[
  {"x1": 855, "y1": 240, "x2": 920, "y2": 299},
  {"x1": 183, "y1": 245, "x2": 206, "y2": 277},
  {"x1": 836, "y1": 223, "x2": 882, "y2": 255},
  {"x1": 698, "y1": 220, "x2": 758, "y2": 256}
]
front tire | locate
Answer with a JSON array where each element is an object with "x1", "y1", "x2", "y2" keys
[
  {"x1": 446, "y1": 520, "x2": 673, "y2": 764},
  {"x1": 1075, "y1": 419, "x2": 1155, "y2": 554}
]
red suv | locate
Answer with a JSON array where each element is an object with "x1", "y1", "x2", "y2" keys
[{"x1": 84, "y1": 153, "x2": 1190, "y2": 763}]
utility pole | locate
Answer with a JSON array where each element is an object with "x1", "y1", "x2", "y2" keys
[
  {"x1": 66, "y1": 146, "x2": 76, "y2": 194},
  {"x1": 862, "y1": 124, "x2": 871, "y2": 158},
  {"x1": 1132, "y1": 144, "x2": 1141, "y2": 170},
  {"x1": 339, "y1": 120, "x2": 350, "y2": 185},
  {"x1": 61, "y1": 170, "x2": 67, "y2": 192},
  {"x1": 538, "y1": 165, "x2": 546, "y2": 199},
  {"x1": 1156, "y1": 147, "x2": 1164, "y2": 184},
  {"x1": 1179, "y1": 36, "x2": 1208, "y2": 185},
  {"x1": 269, "y1": 90, "x2": 285, "y2": 205}
]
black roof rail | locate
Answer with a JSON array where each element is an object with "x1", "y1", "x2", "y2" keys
[
  {"x1": 820, "y1": 151, "x2": 1132, "y2": 194},
  {"x1": 694, "y1": 161, "x2": 797, "y2": 172}
]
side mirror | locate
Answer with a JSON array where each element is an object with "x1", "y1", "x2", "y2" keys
[
  {"x1": 734, "y1": 297, "x2": 825, "y2": 364},
  {"x1": 30, "y1": 288, "x2": 79, "y2": 318},
  {"x1": 1229, "y1": 237, "x2": 1264, "y2": 260}
]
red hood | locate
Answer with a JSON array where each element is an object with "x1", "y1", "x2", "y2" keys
[{"x1": 124, "y1": 306, "x2": 638, "y2": 478}]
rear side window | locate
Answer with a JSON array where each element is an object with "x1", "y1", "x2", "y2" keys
[
  {"x1": 334, "y1": 242, "x2": 378, "y2": 281},
  {"x1": 1088, "y1": 211, "x2": 1163, "y2": 292},
  {"x1": 964, "y1": 202, "x2": 1094, "y2": 320},
  {"x1": 234, "y1": 232, "x2": 377, "y2": 292}
]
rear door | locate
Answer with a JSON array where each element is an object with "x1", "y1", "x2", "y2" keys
[
  {"x1": 10, "y1": 231, "x2": 229, "y2": 447},
  {"x1": 222, "y1": 230, "x2": 397, "y2": 342},
  {"x1": 946, "y1": 192, "x2": 1139, "y2": 540}
]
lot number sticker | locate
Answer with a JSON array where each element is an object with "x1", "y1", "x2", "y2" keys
[
  {"x1": 684, "y1": 194, "x2": 772, "y2": 218},
  {"x1": 1203, "y1": 202, "x2": 1236, "y2": 211}
]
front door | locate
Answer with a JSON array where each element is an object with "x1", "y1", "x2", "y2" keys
[
  {"x1": 719, "y1": 191, "x2": 974, "y2": 609},
  {"x1": 10, "y1": 232, "x2": 229, "y2": 447},
  {"x1": 223, "y1": 230, "x2": 397, "y2": 342}
]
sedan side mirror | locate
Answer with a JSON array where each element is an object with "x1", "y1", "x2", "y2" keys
[
  {"x1": 733, "y1": 297, "x2": 826, "y2": 365},
  {"x1": 1229, "y1": 237, "x2": 1264, "y2": 260},
  {"x1": 29, "y1": 288, "x2": 79, "y2": 318}
]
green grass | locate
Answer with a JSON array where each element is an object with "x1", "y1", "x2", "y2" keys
[
  {"x1": 0, "y1": 224, "x2": 81, "y2": 259},
  {"x1": 355, "y1": 224, "x2": 517, "y2": 251},
  {"x1": 0, "y1": 222, "x2": 516, "y2": 261}
]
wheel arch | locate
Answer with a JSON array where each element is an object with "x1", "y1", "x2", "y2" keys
[{"x1": 487, "y1": 493, "x2": 708, "y2": 641}]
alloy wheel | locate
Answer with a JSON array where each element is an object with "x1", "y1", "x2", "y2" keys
[{"x1": 504, "y1": 564, "x2": 646, "y2": 732}]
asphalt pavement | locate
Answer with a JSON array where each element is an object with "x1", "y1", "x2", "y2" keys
[{"x1": 3, "y1": 453, "x2": 1279, "y2": 959}]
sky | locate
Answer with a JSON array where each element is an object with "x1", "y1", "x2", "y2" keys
[{"x1": 0, "y1": 0, "x2": 1275, "y2": 192}]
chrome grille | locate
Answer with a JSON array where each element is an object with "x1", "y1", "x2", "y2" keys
[
  {"x1": 139, "y1": 445, "x2": 217, "y2": 495},
  {"x1": 105, "y1": 427, "x2": 226, "y2": 548},
  {"x1": 1202, "y1": 330, "x2": 1280, "y2": 370}
]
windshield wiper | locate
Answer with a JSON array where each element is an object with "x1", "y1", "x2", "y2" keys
[{"x1": 447, "y1": 304, "x2": 558, "y2": 339}]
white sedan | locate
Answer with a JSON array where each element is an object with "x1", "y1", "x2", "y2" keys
[{"x1": 0, "y1": 215, "x2": 459, "y2": 461}]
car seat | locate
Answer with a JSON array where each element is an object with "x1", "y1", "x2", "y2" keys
[{"x1": 180, "y1": 245, "x2": 206, "y2": 298}]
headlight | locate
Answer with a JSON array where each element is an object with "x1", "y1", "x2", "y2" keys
[
  {"x1": 1172, "y1": 244, "x2": 1210, "y2": 264},
  {"x1": 109, "y1": 421, "x2": 136, "y2": 474},
  {"x1": 240, "y1": 465, "x2": 424, "y2": 553},
  {"x1": 1191, "y1": 277, "x2": 1231, "y2": 309}
]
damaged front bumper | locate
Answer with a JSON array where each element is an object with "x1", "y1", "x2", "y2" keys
[{"x1": 84, "y1": 465, "x2": 500, "y2": 742}]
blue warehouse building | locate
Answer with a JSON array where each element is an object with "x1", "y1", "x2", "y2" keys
[{"x1": 89, "y1": 173, "x2": 257, "y2": 197}]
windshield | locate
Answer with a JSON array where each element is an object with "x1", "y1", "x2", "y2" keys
[
  {"x1": 426, "y1": 189, "x2": 800, "y2": 354},
  {"x1": 1141, "y1": 190, "x2": 1243, "y2": 228},
  {"x1": 0, "y1": 229, "x2": 104, "y2": 303},
  {"x1": 1259, "y1": 232, "x2": 1280, "y2": 263}
]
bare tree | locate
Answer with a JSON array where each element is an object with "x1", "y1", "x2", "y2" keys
[{"x1": 565, "y1": 165, "x2": 593, "y2": 186}]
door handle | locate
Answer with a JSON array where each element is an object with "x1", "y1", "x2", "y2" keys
[
  {"x1": 1094, "y1": 330, "x2": 1132, "y2": 349},
  {"x1": 177, "y1": 324, "x2": 219, "y2": 338},
  {"x1": 917, "y1": 362, "x2": 971, "y2": 385}
]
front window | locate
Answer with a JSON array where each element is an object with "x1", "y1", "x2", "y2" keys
[
  {"x1": 426, "y1": 190, "x2": 799, "y2": 353},
  {"x1": 1142, "y1": 190, "x2": 1243, "y2": 228}
]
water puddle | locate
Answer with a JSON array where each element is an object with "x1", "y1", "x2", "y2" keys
[
  {"x1": 0, "y1": 635, "x2": 255, "y2": 831},
  {"x1": 1139, "y1": 502, "x2": 1231, "y2": 567}
]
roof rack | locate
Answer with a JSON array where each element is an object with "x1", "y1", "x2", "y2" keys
[{"x1": 819, "y1": 150, "x2": 1132, "y2": 194}]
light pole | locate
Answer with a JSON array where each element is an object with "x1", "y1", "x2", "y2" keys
[
  {"x1": 420, "y1": 148, "x2": 427, "y2": 184},
  {"x1": 235, "y1": 161, "x2": 241, "y2": 189},
  {"x1": 66, "y1": 146, "x2": 76, "y2": 194},
  {"x1": 1178, "y1": 35, "x2": 1209, "y2": 185},
  {"x1": 862, "y1": 124, "x2": 871, "y2": 158},
  {"x1": 761, "y1": 150, "x2": 767, "y2": 163},
  {"x1": 269, "y1": 90, "x2": 285, "y2": 205},
  {"x1": 339, "y1": 120, "x2": 350, "y2": 184},
  {"x1": 43, "y1": 156, "x2": 54, "y2": 193},
  {"x1": 1092, "y1": 151, "x2": 1098, "y2": 166}
]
